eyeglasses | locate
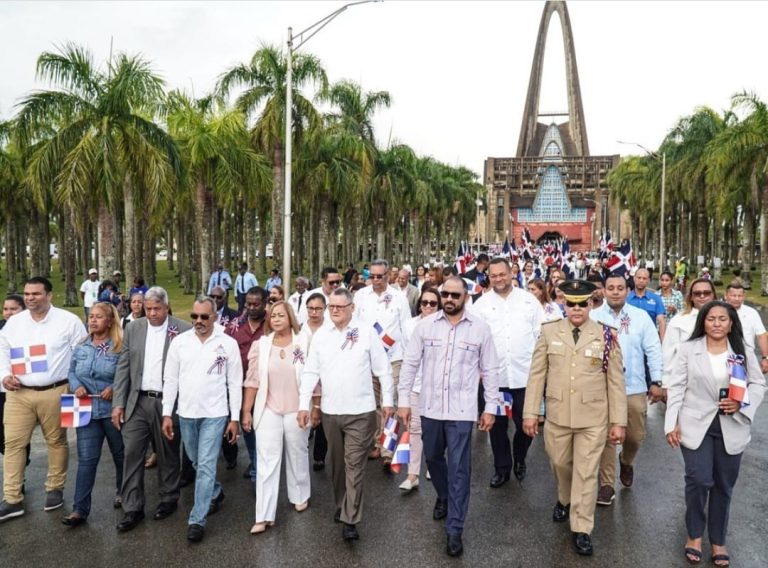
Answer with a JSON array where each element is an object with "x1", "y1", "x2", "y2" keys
[
  {"x1": 566, "y1": 301, "x2": 589, "y2": 308},
  {"x1": 190, "y1": 313, "x2": 211, "y2": 321},
  {"x1": 691, "y1": 290, "x2": 713, "y2": 298},
  {"x1": 439, "y1": 291, "x2": 462, "y2": 300},
  {"x1": 209, "y1": 294, "x2": 224, "y2": 300},
  {"x1": 307, "y1": 307, "x2": 324, "y2": 312},
  {"x1": 420, "y1": 300, "x2": 439, "y2": 307},
  {"x1": 370, "y1": 274, "x2": 386, "y2": 280},
  {"x1": 327, "y1": 280, "x2": 342, "y2": 286},
  {"x1": 328, "y1": 303, "x2": 352, "y2": 311}
]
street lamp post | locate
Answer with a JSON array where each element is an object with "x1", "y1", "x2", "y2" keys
[
  {"x1": 617, "y1": 140, "x2": 667, "y2": 270},
  {"x1": 283, "y1": 0, "x2": 380, "y2": 291}
]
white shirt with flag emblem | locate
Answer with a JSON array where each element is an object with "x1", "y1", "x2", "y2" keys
[{"x1": 354, "y1": 285, "x2": 411, "y2": 362}]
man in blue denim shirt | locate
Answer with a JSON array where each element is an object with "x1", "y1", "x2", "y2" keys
[{"x1": 590, "y1": 274, "x2": 662, "y2": 507}]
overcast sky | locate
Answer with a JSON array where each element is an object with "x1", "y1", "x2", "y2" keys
[{"x1": 2, "y1": 0, "x2": 767, "y2": 177}]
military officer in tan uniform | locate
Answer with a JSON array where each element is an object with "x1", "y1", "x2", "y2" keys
[{"x1": 523, "y1": 280, "x2": 627, "y2": 557}]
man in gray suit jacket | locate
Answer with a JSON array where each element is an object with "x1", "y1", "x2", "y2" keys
[{"x1": 112, "y1": 286, "x2": 192, "y2": 532}]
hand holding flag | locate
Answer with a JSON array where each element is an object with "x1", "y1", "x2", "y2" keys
[
  {"x1": 378, "y1": 416, "x2": 400, "y2": 453},
  {"x1": 60, "y1": 394, "x2": 93, "y2": 428},
  {"x1": 727, "y1": 354, "x2": 750, "y2": 408},
  {"x1": 390, "y1": 431, "x2": 411, "y2": 474}
]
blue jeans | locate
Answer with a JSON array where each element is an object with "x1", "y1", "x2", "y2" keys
[
  {"x1": 421, "y1": 417, "x2": 474, "y2": 536},
  {"x1": 73, "y1": 417, "x2": 124, "y2": 518},
  {"x1": 179, "y1": 416, "x2": 227, "y2": 526},
  {"x1": 244, "y1": 428, "x2": 257, "y2": 480}
]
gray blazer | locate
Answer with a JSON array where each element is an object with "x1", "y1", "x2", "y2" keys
[
  {"x1": 113, "y1": 316, "x2": 192, "y2": 421},
  {"x1": 665, "y1": 337, "x2": 766, "y2": 455}
]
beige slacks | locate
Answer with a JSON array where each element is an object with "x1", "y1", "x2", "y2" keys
[{"x1": 599, "y1": 393, "x2": 647, "y2": 487}]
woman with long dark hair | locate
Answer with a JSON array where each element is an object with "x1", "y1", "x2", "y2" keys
[
  {"x1": 665, "y1": 301, "x2": 766, "y2": 566},
  {"x1": 657, "y1": 270, "x2": 684, "y2": 323}
]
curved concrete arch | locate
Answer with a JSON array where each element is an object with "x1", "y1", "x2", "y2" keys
[{"x1": 515, "y1": 0, "x2": 590, "y2": 157}]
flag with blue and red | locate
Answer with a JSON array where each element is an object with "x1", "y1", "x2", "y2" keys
[
  {"x1": 10, "y1": 344, "x2": 48, "y2": 375},
  {"x1": 60, "y1": 394, "x2": 93, "y2": 428},
  {"x1": 373, "y1": 322, "x2": 396, "y2": 351},
  {"x1": 378, "y1": 417, "x2": 399, "y2": 453},
  {"x1": 495, "y1": 391, "x2": 513, "y2": 418},
  {"x1": 727, "y1": 354, "x2": 750, "y2": 407},
  {"x1": 390, "y1": 431, "x2": 411, "y2": 473}
]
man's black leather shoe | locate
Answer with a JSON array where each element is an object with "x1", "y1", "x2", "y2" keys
[
  {"x1": 153, "y1": 502, "x2": 177, "y2": 520},
  {"x1": 116, "y1": 510, "x2": 145, "y2": 532},
  {"x1": 433, "y1": 498, "x2": 448, "y2": 520},
  {"x1": 208, "y1": 491, "x2": 225, "y2": 515},
  {"x1": 489, "y1": 472, "x2": 510, "y2": 488},
  {"x1": 573, "y1": 532, "x2": 593, "y2": 556},
  {"x1": 334, "y1": 508, "x2": 342, "y2": 523},
  {"x1": 446, "y1": 534, "x2": 464, "y2": 557},
  {"x1": 513, "y1": 461, "x2": 527, "y2": 482},
  {"x1": 187, "y1": 523, "x2": 205, "y2": 542},
  {"x1": 342, "y1": 523, "x2": 359, "y2": 541},
  {"x1": 552, "y1": 501, "x2": 570, "y2": 523}
]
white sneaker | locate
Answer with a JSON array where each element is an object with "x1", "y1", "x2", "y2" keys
[
  {"x1": 399, "y1": 478, "x2": 419, "y2": 492},
  {"x1": 426, "y1": 469, "x2": 431, "y2": 481}
]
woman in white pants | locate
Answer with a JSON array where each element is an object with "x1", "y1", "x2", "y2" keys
[
  {"x1": 242, "y1": 301, "x2": 311, "y2": 534},
  {"x1": 399, "y1": 287, "x2": 441, "y2": 492}
]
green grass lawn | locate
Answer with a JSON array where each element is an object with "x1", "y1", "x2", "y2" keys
[{"x1": 2, "y1": 260, "x2": 272, "y2": 324}]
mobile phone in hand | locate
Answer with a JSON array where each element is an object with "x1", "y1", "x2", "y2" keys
[{"x1": 718, "y1": 388, "x2": 729, "y2": 415}]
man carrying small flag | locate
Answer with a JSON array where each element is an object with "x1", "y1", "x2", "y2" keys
[
  {"x1": 0, "y1": 276, "x2": 86, "y2": 522},
  {"x1": 399, "y1": 276, "x2": 502, "y2": 557}
]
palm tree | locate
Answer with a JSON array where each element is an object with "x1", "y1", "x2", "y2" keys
[
  {"x1": 15, "y1": 43, "x2": 180, "y2": 277},
  {"x1": 166, "y1": 91, "x2": 271, "y2": 292},
  {"x1": 217, "y1": 45, "x2": 328, "y2": 269}
]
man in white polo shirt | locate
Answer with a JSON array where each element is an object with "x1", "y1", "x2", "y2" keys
[
  {"x1": 79, "y1": 268, "x2": 101, "y2": 320},
  {"x1": 297, "y1": 287, "x2": 394, "y2": 542},
  {"x1": 725, "y1": 281, "x2": 768, "y2": 373},
  {"x1": 0, "y1": 276, "x2": 86, "y2": 522},
  {"x1": 162, "y1": 296, "x2": 242, "y2": 543}
]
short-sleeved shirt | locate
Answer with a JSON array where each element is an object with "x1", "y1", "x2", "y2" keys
[
  {"x1": 80, "y1": 279, "x2": 101, "y2": 308},
  {"x1": 736, "y1": 304, "x2": 767, "y2": 351},
  {"x1": 627, "y1": 290, "x2": 665, "y2": 327}
]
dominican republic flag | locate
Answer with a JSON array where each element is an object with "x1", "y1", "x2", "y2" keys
[
  {"x1": 599, "y1": 231, "x2": 614, "y2": 260},
  {"x1": 60, "y1": 394, "x2": 93, "y2": 428},
  {"x1": 728, "y1": 354, "x2": 750, "y2": 407},
  {"x1": 520, "y1": 228, "x2": 534, "y2": 260},
  {"x1": 378, "y1": 417, "x2": 399, "y2": 453},
  {"x1": 10, "y1": 344, "x2": 48, "y2": 375},
  {"x1": 373, "y1": 322, "x2": 395, "y2": 351},
  {"x1": 390, "y1": 431, "x2": 411, "y2": 474},
  {"x1": 501, "y1": 237, "x2": 513, "y2": 259},
  {"x1": 454, "y1": 241, "x2": 468, "y2": 274},
  {"x1": 495, "y1": 391, "x2": 513, "y2": 418},
  {"x1": 463, "y1": 278, "x2": 483, "y2": 295},
  {"x1": 605, "y1": 239, "x2": 637, "y2": 278}
]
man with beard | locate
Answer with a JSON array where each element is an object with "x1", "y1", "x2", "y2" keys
[
  {"x1": 523, "y1": 280, "x2": 626, "y2": 557},
  {"x1": 112, "y1": 287, "x2": 192, "y2": 532},
  {"x1": 225, "y1": 286, "x2": 268, "y2": 480},
  {"x1": 472, "y1": 258, "x2": 544, "y2": 487},
  {"x1": 399, "y1": 276, "x2": 502, "y2": 557}
]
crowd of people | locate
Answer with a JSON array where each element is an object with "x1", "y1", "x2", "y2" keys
[{"x1": 1, "y1": 252, "x2": 766, "y2": 566}]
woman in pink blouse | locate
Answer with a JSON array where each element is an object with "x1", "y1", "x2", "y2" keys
[{"x1": 241, "y1": 301, "x2": 313, "y2": 534}]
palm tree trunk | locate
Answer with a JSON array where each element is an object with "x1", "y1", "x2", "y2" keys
[
  {"x1": 97, "y1": 203, "x2": 116, "y2": 277},
  {"x1": 166, "y1": 222, "x2": 175, "y2": 272},
  {"x1": 258, "y1": 212, "x2": 267, "y2": 276},
  {"x1": 760, "y1": 174, "x2": 768, "y2": 295},
  {"x1": 5, "y1": 217, "x2": 18, "y2": 293},
  {"x1": 124, "y1": 173, "x2": 138, "y2": 280},
  {"x1": 272, "y1": 144, "x2": 285, "y2": 269},
  {"x1": 195, "y1": 176, "x2": 212, "y2": 294},
  {"x1": 61, "y1": 207, "x2": 79, "y2": 306}
]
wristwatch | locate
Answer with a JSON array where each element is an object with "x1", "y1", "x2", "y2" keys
[{"x1": 651, "y1": 381, "x2": 663, "y2": 388}]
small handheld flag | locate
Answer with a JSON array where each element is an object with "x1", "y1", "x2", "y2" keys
[
  {"x1": 495, "y1": 391, "x2": 513, "y2": 418},
  {"x1": 727, "y1": 354, "x2": 750, "y2": 407},
  {"x1": 390, "y1": 431, "x2": 411, "y2": 474},
  {"x1": 373, "y1": 322, "x2": 396, "y2": 351},
  {"x1": 378, "y1": 417, "x2": 399, "y2": 453},
  {"x1": 60, "y1": 394, "x2": 93, "y2": 428},
  {"x1": 10, "y1": 344, "x2": 49, "y2": 375}
]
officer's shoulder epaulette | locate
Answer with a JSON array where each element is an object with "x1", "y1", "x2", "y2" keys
[{"x1": 542, "y1": 319, "x2": 560, "y2": 326}]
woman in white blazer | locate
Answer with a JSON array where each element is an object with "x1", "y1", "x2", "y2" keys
[
  {"x1": 665, "y1": 301, "x2": 766, "y2": 566},
  {"x1": 242, "y1": 301, "x2": 312, "y2": 534}
]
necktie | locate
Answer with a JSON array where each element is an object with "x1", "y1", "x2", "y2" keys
[
  {"x1": 572, "y1": 327, "x2": 581, "y2": 345},
  {"x1": 217, "y1": 272, "x2": 221, "y2": 286},
  {"x1": 297, "y1": 293, "x2": 303, "y2": 312},
  {"x1": 238, "y1": 276, "x2": 244, "y2": 294}
]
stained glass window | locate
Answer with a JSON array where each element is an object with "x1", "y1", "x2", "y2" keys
[{"x1": 517, "y1": 165, "x2": 587, "y2": 222}]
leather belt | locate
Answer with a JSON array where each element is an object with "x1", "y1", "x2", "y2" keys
[
  {"x1": 139, "y1": 390, "x2": 163, "y2": 399},
  {"x1": 21, "y1": 379, "x2": 68, "y2": 392}
]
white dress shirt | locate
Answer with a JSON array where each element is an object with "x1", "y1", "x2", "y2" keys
[
  {"x1": 472, "y1": 287, "x2": 544, "y2": 389},
  {"x1": 299, "y1": 318, "x2": 393, "y2": 415},
  {"x1": 162, "y1": 327, "x2": 243, "y2": 419},
  {"x1": 736, "y1": 304, "x2": 766, "y2": 351},
  {"x1": 661, "y1": 308, "x2": 699, "y2": 387},
  {"x1": 403, "y1": 316, "x2": 424, "y2": 393},
  {"x1": 141, "y1": 319, "x2": 167, "y2": 392},
  {"x1": 289, "y1": 290, "x2": 308, "y2": 317},
  {"x1": 0, "y1": 307, "x2": 86, "y2": 387},
  {"x1": 353, "y1": 285, "x2": 411, "y2": 362},
  {"x1": 234, "y1": 271, "x2": 258, "y2": 295}
]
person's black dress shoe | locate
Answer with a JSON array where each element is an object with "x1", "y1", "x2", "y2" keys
[
  {"x1": 573, "y1": 532, "x2": 593, "y2": 556},
  {"x1": 61, "y1": 513, "x2": 86, "y2": 527},
  {"x1": 313, "y1": 460, "x2": 325, "y2": 471},
  {"x1": 446, "y1": 534, "x2": 464, "y2": 557},
  {"x1": 209, "y1": 491, "x2": 225, "y2": 515},
  {"x1": 153, "y1": 502, "x2": 178, "y2": 520},
  {"x1": 116, "y1": 510, "x2": 145, "y2": 532},
  {"x1": 334, "y1": 508, "x2": 342, "y2": 523},
  {"x1": 433, "y1": 498, "x2": 448, "y2": 520},
  {"x1": 513, "y1": 461, "x2": 527, "y2": 482},
  {"x1": 489, "y1": 472, "x2": 510, "y2": 488},
  {"x1": 187, "y1": 523, "x2": 205, "y2": 542},
  {"x1": 552, "y1": 501, "x2": 570, "y2": 523},
  {"x1": 342, "y1": 523, "x2": 359, "y2": 541}
]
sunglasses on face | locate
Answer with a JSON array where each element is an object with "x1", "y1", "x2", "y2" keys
[
  {"x1": 692, "y1": 290, "x2": 713, "y2": 298},
  {"x1": 190, "y1": 313, "x2": 211, "y2": 321},
  {"x1": 440, "y1": 291, "x2": 462, "y2": 300},
  {"x1": 369, "y1": 274, "x2": 386, "y2": 280},
  {"x1": 566, "y1": 301, "x2": 589, "y2": 308},
  {"x1": 327, "y1": 280, "x2": 342, "y2": 286},
  {"x1": 420, "y1": 300, "x2": 439, "y2": 307}
]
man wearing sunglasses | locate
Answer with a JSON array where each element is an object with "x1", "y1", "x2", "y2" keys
[
  {"x1": 589, "y1": 274, "x2": 662, "y2": 508},
  {"x1": 209, "y1": 286, "x2": 238, "y2": 326},
  {"x1": 354, "y1": 259, "x2": 412, "y2": 466},
  {"x1": 472, "y1": 257, "x2": 544, "y2": 487},
  {"x1": 297, "y1": 267, "x2": 342, "y2": 325},
  {"x1": 162, "y1": 296, "x2": 242, "y2": 542},
  {"x1": 398, "y1": 276, "x2": 502, "y2": 557},
  {"x1": 523, "y1": 279, "x2": 627, "y2": 557},
  {"x1": 112, "y1": 287, "x2": 192, "y2": 532}
]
